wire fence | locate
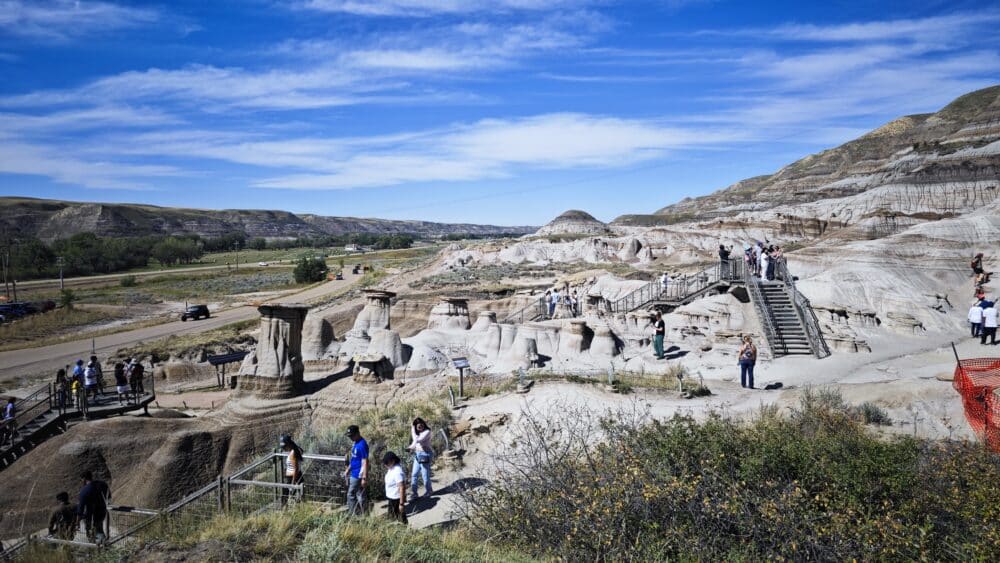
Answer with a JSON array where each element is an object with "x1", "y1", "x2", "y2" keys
[{"x1": 0, "y1": 452, "x2": 346, "y2": 560}]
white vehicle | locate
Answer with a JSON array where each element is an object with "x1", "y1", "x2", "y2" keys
[{"x1": 259, "y1": 262, "x2": 269, "y2": 267}]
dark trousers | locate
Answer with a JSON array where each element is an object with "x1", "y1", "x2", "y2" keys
[
  {"x1": 972, "y1": 322, "x2": 981, "y2": 337},
  {"x1": 740, "y1": 361, "x2": 755, "y2": 388},
  {"x1": 982, "y1": 327, "x2": 997, "y2": 345},
  {"x1": 387, "y1": 498, "x2": 408, "y2": 524},
  {"x1": 281, "y1": 474, "x2": 302, "y2": 506}
]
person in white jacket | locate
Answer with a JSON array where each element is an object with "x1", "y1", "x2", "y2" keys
[
  {"x1": 969, "y1": 302, "x2": 984, "y2": 337},
  {"x1": 981, "y1": 301, "x2": 998, "y2": 346},
  {"x1": 407, "y1": 417, "x2": 433, "y2": 498}
]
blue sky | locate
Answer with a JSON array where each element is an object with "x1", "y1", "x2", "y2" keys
[{"x1": 0, "y1": 0, "x2": 998, "y2": 226}]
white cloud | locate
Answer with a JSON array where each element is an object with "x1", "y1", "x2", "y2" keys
[
  {"x1": 0, "y1": 140, "x2": 179, "y2": 189},
  {"x1": 246, "y1": 113, "x2": 738, "y2": 190},
  {"x1": 297, "y1": 0, "x2": 592, "y2": 17},
  {"x1": 764, "y1": 11, "x2": 1000, "y2": 43},
  {"x1": 0, "y1": 0, "x2": 158, "y2": 40}
]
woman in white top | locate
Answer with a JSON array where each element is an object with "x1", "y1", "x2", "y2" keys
[
  {"x1": 407, "y1": 417, "x2": 433, "y2": 498},
  {"x1": 382, "y1": 451, "x2": 407, "y2": 523}
]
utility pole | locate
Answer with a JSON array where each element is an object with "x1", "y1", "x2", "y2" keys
[
  {"x1": 234, "y1": 242, "x2": 240, "y2": 272},
  {"x1": 57, "y1": 256, "x2": 65, "y2": 290}
]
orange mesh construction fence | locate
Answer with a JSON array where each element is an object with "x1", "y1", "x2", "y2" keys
[{"x1": 953, "y1": 357, "x2": 1000, "y2": 450}]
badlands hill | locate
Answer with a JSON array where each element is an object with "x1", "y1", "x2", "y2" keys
[
  {"x1": 0, "y1": 197, "x2": 536, "y2": 241},
  {"x1": 615, "y1": 84, "x2": 1000, "y2": 226},
  {"x1": 534, "y1": 209, "x2": 608, "y2": 236}
]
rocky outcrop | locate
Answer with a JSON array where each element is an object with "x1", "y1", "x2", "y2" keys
[
  {"x1": 535, "y1": 209, "x2": 608, "y2": 237},
  {"x1": 237, "y1": 303, "x2": 309, "y2": 399}
]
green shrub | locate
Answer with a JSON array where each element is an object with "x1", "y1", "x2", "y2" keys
[
  {"x1": 120, "y1": 275, "x2": 138, "y2": 287},
  {"x1": 58, "y1": 288, "x2": 76, "y2": 310},
  {"x1": 466, "y1": 396, "x2": 1000, "y2": 561},
  {"x1": 856, "y1": 401, "x2": 893, "y2": 426},
  {"x1": 293, "y1": 257, "x2": 329, "y2": 283}
]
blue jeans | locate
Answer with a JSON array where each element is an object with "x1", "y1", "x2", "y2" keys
[
  {"x1": 346, "y1": 476, "x2": 365, "y2": 515},
  {"x1": 411, "y1": 454, "x2": 432, "y2": 495},
  {"x1": 740, "y1": 361, "x2": 755, "y2": 388},
  {"x1": 653, "y1": 334, "x2": 664, "y2": 359}
]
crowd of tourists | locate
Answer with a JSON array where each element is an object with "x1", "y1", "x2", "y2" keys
[
  {"x1": 53, "y1": 356, "x2": 146, "y2": 412},
  {"x1": 543, "y1": 287, "x2": 580, "y2": 318},
  {"x1": 968, "y1": 253, "x2": 997, "y2": 346}
]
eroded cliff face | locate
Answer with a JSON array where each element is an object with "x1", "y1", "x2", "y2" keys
[
  {"x1": 440, "y1": 86, "x2": 1000, "y2": 346},
  {"x1": 644, "y1": 85, "x2": 1000, "y2": 223}
]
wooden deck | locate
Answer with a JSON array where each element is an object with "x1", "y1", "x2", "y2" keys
[{"x1": 1, "y1": 386, "x2": 155, "y2": 471}]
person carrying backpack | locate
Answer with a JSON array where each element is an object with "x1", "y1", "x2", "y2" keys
[{"x1": 738, "y1": 336, "x2": 757, "y2": 389}]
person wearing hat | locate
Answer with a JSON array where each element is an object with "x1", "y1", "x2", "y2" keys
[
  {"x1": 344, "y1": 425, "x2": 369, "y2": 516},
  {"x1": 279, "y1": 435, "x2": 304, "y2": 507}
]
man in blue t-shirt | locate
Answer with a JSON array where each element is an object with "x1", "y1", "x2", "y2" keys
[{"x1": 344, "y1": 425, "x2": 369, "y2": 515}]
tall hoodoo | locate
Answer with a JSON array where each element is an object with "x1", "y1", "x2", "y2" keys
[{"x1": 238, "y1": 302, "x2": 310, "y2": 399}]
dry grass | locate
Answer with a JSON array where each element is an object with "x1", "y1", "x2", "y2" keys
[
  {"x1": 0, "y1": 308, "x2": 116, "y2": 351},
  {"x1": 116, "y1": 319, "x2": 257, "y2": 360}
]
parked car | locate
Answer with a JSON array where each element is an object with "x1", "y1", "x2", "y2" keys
[
  {"x1": 335, "y1": 272, "x2": 344, "y2": 280},
  {"x1": 181, "y1": 304, "x2": 211, "y2": 321},
  {"x1": 259, "y1": 262, "x2": 269, "y2": 267}
]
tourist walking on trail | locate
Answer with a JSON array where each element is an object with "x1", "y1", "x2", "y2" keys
[
  {"x1": 77, "y1": 470, "x2": 110, "y2": 544},
  {"x1": 128, "y1": 359, "x2": 145, "y2": 397},
  {"x1": 982, "y1": 301, "x2": 998, "y2": 346},
  {"x1": 2, "y1": 397, "x2": 15, "y2": 446},
  {"x1": 408, "y1": 418, "x2": 433, "y2": 499},
  {"x1": 550, "y1": 288, "x2": 561, "y2": 318},
  {"x1": 90, "y1": 356, "x2": 105, "y2": 397},
  {"x1": 83, "y1": 360, "x2": 99, "y2": 401},
  {"x1": 969, "y1": 301, "x2": 985, "y2": 337},
  {"x1": 719, "y1": 244, "x2": 732, "y2": 279},
  {"x1": 382, "y1": 452, "x2": 408, "y2": 524},
  {"x1": 55, "y1": 368, "x2": 69, "y2": 410},
  {"x1": 972, "y1": 253, "x2": 985, "y2": 276},
  {"x1": 738, "y1": 336, "x2": 757, "y2": 389},
  {"x1": 344, "y1": 425, "x2": 369, "y2": 516},
  {"x1": 279, "y1": 435, "x2": 304, "y2": 507},
  {"x1": 48, "y1": 492, "x2": 77, "y2": 541},
  {"x1": 653, "y1": 312, "x2": 666, "y2": 360},
  {"x1": 113, "y1": 362, "x2": 128, "y2": 405},
  {"x1": 72, "y1": 359, "x2": 85, "y2": 386}
]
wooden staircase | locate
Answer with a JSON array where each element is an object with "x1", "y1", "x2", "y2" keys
[{"x1": 1, "y1": 376, "x2": 156, "y2": 471}]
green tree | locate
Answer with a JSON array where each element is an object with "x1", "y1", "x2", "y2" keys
[
  {"x1": 248, "y1": 237, "x2": 267, "y2": 250},
  {"x1": 59, "y1": 289, "x2": 76, "y2": 310},
  {"x1": 293, "y1": 257, "x2": 329, "y2": 283}
]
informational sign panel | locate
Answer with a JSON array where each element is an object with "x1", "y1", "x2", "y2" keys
[{"x1": 452, "y1": 357, "x2": 470, "y2": 369}]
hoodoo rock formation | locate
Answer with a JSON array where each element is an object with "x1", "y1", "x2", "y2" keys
[{"x1": 237, "y1": 303, "x2": 310, "y2": 399}]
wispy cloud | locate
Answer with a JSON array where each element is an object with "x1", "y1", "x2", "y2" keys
[
  {"x1": 761, "y1": 11, "x2": 1000, "y2": 42},
  {"x1": 296, "y1": 0, "x2": 594, "y2": 17},
  {"x1": 0, "y1": 140, "x2": 179, "y2": 189},
  {"x1": 0, "y1": 0, "x2": 159, "y2": 40}
]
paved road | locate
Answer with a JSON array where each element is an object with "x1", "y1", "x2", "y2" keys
[{"x1": 0, "y1": 271, "x2": 364, "y2": 382}]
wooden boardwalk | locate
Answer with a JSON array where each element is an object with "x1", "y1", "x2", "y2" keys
[{"x1": 1, "y1": 378, "x2": 155, "y2": 471}]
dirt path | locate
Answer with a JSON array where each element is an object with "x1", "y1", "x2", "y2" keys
[{"x1": 0, "y1": 271, "x2": 364, "y2": 384}]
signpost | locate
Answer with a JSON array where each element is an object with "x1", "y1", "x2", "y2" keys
[{"x1": 452, "y1": 357, "x2": 470, "y2": 398}]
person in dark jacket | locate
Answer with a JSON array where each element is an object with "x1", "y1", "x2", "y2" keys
[
  {"x1": 77, "y1": 470, "x2": 110, "y2": 543},
  {"x1": 48, "y1": 492, "x2": 78, "y2": 540}
]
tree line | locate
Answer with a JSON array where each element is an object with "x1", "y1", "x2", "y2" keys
[{"x1": 1, "y1": 231, "x2": 417, "y2": 281}]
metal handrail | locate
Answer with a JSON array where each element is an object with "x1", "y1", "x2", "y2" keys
[
  {"x1": 774, "y1": 258, "x2": 831, "y2": 359},
  {"x1": 502, "y1": 296, "x2": 547, "y2": 324},
  {"x1": 744, "y1": 266, "x2": 781, "y2": 357},
  {"x1": 610, "y1": 259, "x2": 744, "y2": 314}
]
